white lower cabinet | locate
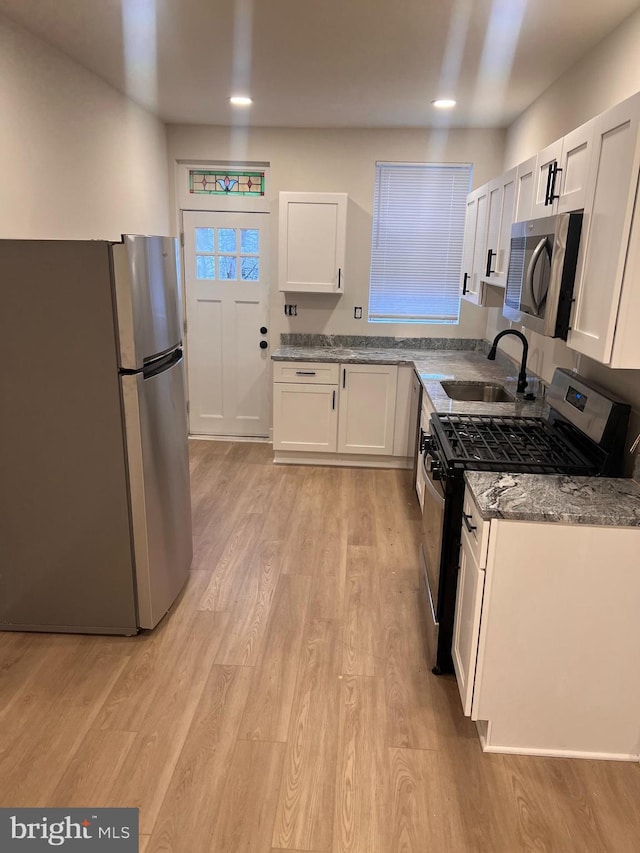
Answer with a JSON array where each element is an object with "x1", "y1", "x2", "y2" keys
[
  {"x1": 272, "y1": 361, "x2": 339, "y2": 452},
  {"x1": 273, "y1": 382, "x2": 338, "y2": 452},
  {"x1": 337, "y1": 363, "x2": 397, "y2": 455},
  {"x1": 453, "y1": 487, "x2": 640, "y2": 761},
  {"x1": 452, "y1": 528, "x2": 485, "y2": 716},
  {"x1": 273, "y1": 361, "x2": 405, "y2": 464}
]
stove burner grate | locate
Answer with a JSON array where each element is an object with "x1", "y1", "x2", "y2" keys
[{"x1": 432, "y1": 413, "x2": 597, "y2": 475}]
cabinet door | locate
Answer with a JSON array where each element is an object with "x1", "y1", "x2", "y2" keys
[
  {"x1": 514, "y1": 155, "x2": 536, "y2": 222},
  {"x1": 464, "y1": 186, "x2": 489, "y2": 305},
  {"x1": 338, "y1": 364, "x2": 398, "y2": 454},
  {"x1": 532, "y1": 139, "x2": 563, "y2": 218},
  {"x1": 460, "y1": 192, "x2": 478, "y2": 299},
  {"x1": 556, "y1": 119, "x2": 595, "y2": 214},
  {"x1": 278, "y1": 192, "x2": 347, "y2": 293},
  {"x1": 483, "y1": 167, "x2": 516, "y2": 287},
  {"x1": 567, "y1": 94, "x2": 640, "y2": 364},
  {"x1": 273, "y1": 382, "x2": 338, "y2": 452},
  {"x1": 452, "y1": 529, "x2": 486, "y2": 716},
  {"x1": 482, "y1": 178, "x2": 503, "y2": 283}
]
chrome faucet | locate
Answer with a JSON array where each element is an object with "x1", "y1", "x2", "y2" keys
[{"x1": 487, "y1": 329, "x2": 529, "y2": 395}]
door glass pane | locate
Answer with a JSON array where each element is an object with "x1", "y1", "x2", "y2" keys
[
  {"x1": 219, "y1": 256, "x2": 237, "y2": 280},
  {"x1": 241, "y1": 257, "x2": 259, "y2": 281},
  {"x1": 218, "y1": 229, "x2": 237, "y2": 253},
  {"x1": 195, "y1": 227, "x2": 214, "y2": 252},
  {"x1": 196, "y1": 256, "x2": 216, "y2": 279},
  {"x1": 240, "y1": 229, "x2": 259, "y2": 254}
]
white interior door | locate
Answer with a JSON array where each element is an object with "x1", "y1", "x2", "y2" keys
[{"x1": 183, "y1": 210, "x2": 270, "y2": 437}]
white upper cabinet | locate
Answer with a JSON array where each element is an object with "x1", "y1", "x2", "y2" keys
[
  {"x1": 278, "y1": 192, "x2": 347, "y2": 293},
  {"x1": 567, "y1": 93, "x2": 640, "y2": 367},
  {"x1": 556, "y1": 119, "x2": 595, "y2": 214},
  {"x1": 481, "y1": 167, "x2": 516, "y2": 288},
  {"x1": 460, "y1": 189, "x2": 481, "y2": 302},
  {"x1": 514, "y1": 155, "x2": 536, "y2": 222},
  {"x1": 530, "y1": 121, "x2": 595, "y2": 219},
  {"x1": 531, "y1": 139, "x2": 563, "y2": 218}
]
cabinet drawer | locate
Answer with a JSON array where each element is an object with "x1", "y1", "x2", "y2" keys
[
  {"x1": 462, "y1": 488, "x2": 490, "y2": 568},
  {"x1": 273, "y1": 361, "x2": 340, "y2": 384}
]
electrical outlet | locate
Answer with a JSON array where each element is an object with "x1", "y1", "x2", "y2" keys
[
  {"x1": 284, "y1": 304, "x2": 297, "y2": 317},
  {"x1": 354, "y1": 306, "x2": 363, "y2": 319}
]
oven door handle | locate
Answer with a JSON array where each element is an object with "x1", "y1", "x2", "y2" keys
[{"x1": 422, "y1": 455, "x2": 446, "y2": 506}]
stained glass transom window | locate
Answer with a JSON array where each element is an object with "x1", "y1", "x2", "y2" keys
[
  {"x1": 194, "y1": 227, "x2": 260, "y2": 282},
  {"x1": 189, "y1": 170, "x2": 265, "y2": 196}
]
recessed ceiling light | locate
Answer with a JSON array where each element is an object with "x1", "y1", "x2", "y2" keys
[
  {"x1": 431, "y1": 98, "x2": 457, "y2": 109},
  {"x1": 229, "y1": 96, "x2": 253, "y2": 106}
]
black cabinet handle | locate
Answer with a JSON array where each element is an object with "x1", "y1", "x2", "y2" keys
[
  {"x1": 259, "y1": 340, "x2": 268, "y2": 349},
  {"x1": 296, "y1": 370, "x2": 316, "y2": 376},
  {"x1": 337, "y1": 268, "x2": 342, "y2": 289},
  {"x1": 462, "y1": 272, "x2": 469, "y2": 295},
  {"x1": 485, "y1": 249, "x2": 495, "y2": 277},
  {"x1": 342, "y1": 368, "x2": 346, "y2": 389},
  {"x1": 550, "y1": 164, "x2": 562, "y2": 202},
  {"x1": 463, "y1": 512, "x2": 477, "y2": 533},
  {"x1": 544, "y1": 163, "x2": 554, "y2": 205},
  {"x1": 332, "y1": 389, "x2": 336, "y2": 410},
  {"x1": 260, "y1": 326, "x2": 268, "y2": 334}
]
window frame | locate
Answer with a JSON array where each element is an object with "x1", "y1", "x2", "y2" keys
[{"x1": 368, "y1": 160, "x2": 472, "y2": 325}]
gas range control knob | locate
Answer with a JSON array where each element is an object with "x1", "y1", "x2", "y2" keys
[{"x1": 429, "y1": 458, "x2": 443, "y2": 479}]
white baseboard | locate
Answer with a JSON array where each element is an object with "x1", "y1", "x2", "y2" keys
[
  {"x1": 189, "y1": 434, "x2": 270, "y2": 443},
  {"x1": 273, "y1": 451, "x2": 412, "y2": 469}
]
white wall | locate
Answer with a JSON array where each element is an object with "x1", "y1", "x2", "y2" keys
[
  {"x1": 505, "y1": 7, "x2": 640, "y2": 168},
  {"x1": 167, "y1": 124, "x2": 506, "y2": 344},
  {"x1": 488, "y1": 6, "x2": 640, "y2": 477},
  {"x1": 0, "y1": 14, "x2": 170, "y2": 241}
]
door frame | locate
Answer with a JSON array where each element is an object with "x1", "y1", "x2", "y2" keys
[{"x1": 174, "y1": 161, "x2": 272, "y2": 440}]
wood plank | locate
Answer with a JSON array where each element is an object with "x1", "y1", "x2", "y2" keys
[
  {"x1": 333, "y1": 675, "x2": 388, "y2": 853},
  {"x1": 214, "y1": 540, "x2": 283, "y2": 666},
  {"x1": 49, "y1": 730, "x2": 138, "y2": 806},
  {"x1": 0, "y1": 645, "x2": 130, "y2": 806},
  {"x1": 102, "y1": 612, "x2": 230, "y2": 835},
  {"x1": 239, "y1": 574, "x2": 311, "y2": 742},
  {"x1": 388, "y1": 747, "x2": 466, "y2": 852},
  {"x1": 271, "y1": 619, "x2": 342, "y2": 851},
  {"x1": 342, "y1": 546, "x2": 382, "y2": 677},
  {"x1": 145, "y1": 664, "x2": 254, "y2": 852},
  {"x1": 209, "y1": 739, "x2": 285, "y2": 853},
  {"x1": 92, "y1": 571, "x2": 211, "y2": 733},
  {"x1": 197, "y1": 512, "x2": 266, "y2": 612}
]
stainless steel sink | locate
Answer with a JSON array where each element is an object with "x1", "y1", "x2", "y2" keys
[{"x1": 440, "y1": 381, "x2": 514, "y2": 403}]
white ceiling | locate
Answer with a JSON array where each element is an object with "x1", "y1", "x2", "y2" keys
[{"x1": 1, "y1": 0, "x2": 638, "y2": 128}]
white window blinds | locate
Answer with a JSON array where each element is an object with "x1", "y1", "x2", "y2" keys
[{"x1": 369, "y1": 161, "x2": 472, "y2": 323}]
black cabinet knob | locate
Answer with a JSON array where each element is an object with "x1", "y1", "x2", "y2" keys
[
  {"x1": 260, "y1": 326, "x2": 268, "y2": 334},
  {"x1": 259, "y1": 340, "x2": 268, "y2": 349}
]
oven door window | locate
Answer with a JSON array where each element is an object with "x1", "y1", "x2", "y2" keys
[{"x1": 421, "y1": 450, "x2": 445, "y2": 619}]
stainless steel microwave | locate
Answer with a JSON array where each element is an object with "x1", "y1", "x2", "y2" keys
[{"x1": 503, "y1": 212, "x2": 583, "y2": 339}]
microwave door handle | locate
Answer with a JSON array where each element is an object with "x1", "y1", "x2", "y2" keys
[{"x1": 525, "y1": 236, "x2": 549, "y2": 316}]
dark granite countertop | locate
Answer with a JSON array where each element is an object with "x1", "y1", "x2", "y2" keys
[{"x1": 464, "y1": 472, "x2": 640, "y2": 527}]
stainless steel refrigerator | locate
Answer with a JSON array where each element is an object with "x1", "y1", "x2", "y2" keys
[{"x1": 0, "y1": 235, "x2": 193, "y2": 634}]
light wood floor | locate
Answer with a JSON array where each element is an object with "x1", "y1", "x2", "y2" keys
[{"x1": 2, "y1": 440, "x2": 640, "y2": 852}]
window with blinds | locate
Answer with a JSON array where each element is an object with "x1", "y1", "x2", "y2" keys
[{"x1": 369, "y1": 161, "x2": 472, "y2": 324}]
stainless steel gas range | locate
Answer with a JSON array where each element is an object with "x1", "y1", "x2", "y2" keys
[{"x1": 419, "y1": 368, "x2": 630, "y2": 675}]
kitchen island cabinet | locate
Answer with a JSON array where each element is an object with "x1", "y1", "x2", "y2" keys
[{"x1": 453, "y1": 476, "x2": 640, "y2": 761}]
